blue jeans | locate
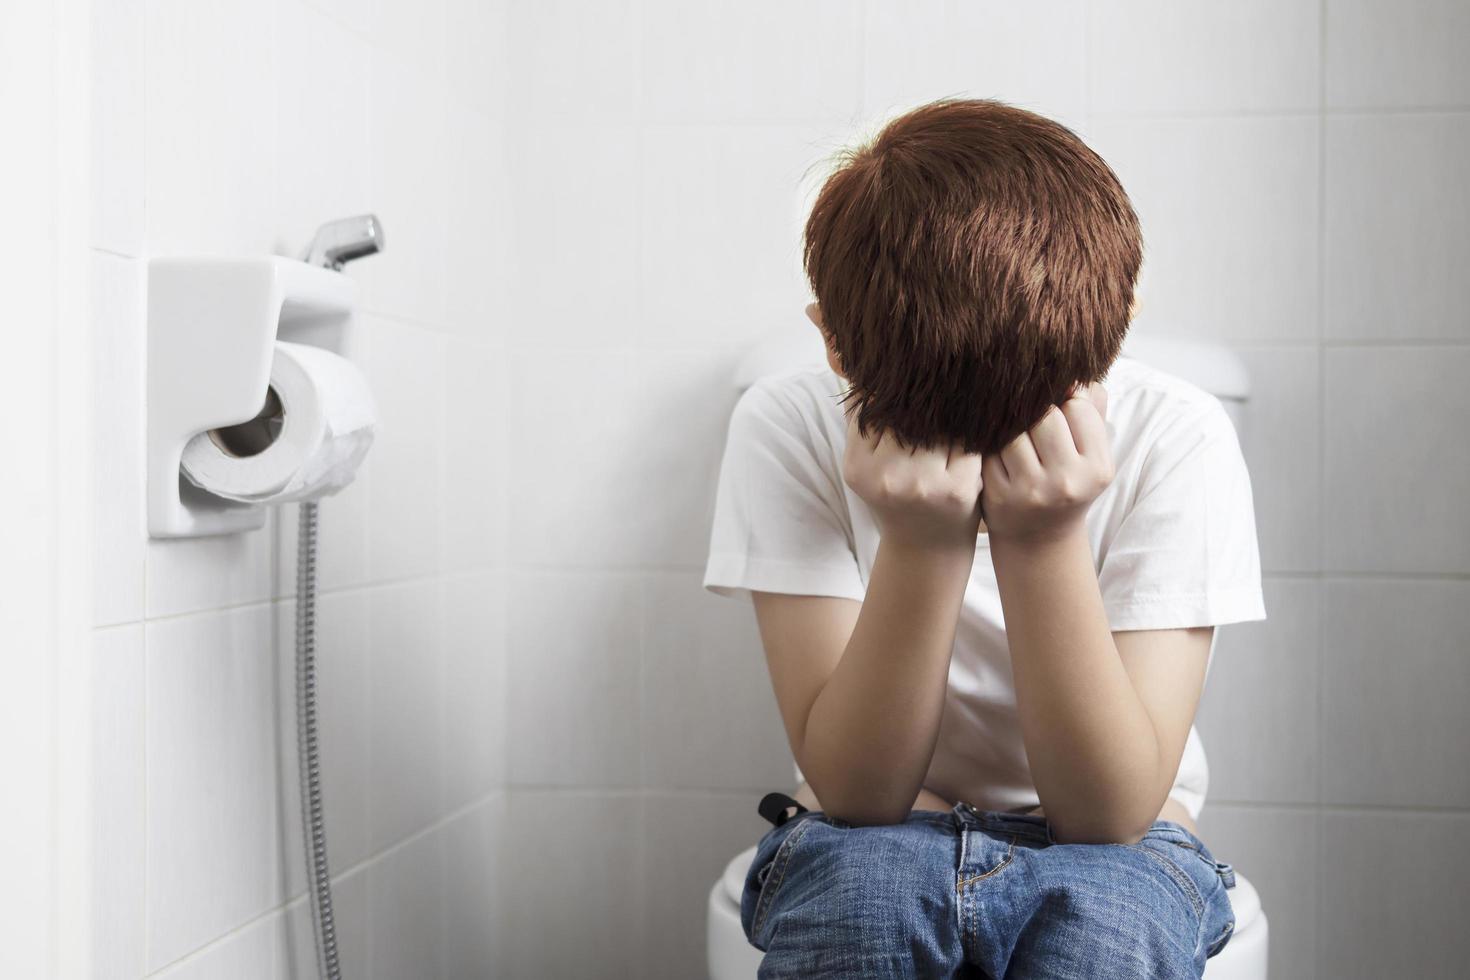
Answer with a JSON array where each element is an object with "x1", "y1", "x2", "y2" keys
[{"x1": 741, "y1": 800, "x2": 1237, "y2": 979}]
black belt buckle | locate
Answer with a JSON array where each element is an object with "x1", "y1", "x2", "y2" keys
[{"x1": 758, "y1": 791, "x2": 809, "y2": 828}]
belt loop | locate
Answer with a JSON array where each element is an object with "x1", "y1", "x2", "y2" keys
[
  {"x1": 951, "y1": 801, "x2": 969, "y2": 831},
  {"x1": 758, "y1": 791, "x2": 809, "y2": 828}
]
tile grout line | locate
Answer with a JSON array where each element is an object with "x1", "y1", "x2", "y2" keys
[
  {"x1": 1315, "y1": 2, "x2": 1329, "y2": 975},
  {"x1": 92, "y1": 560, "x2": 1470, "y2": 635},
  {"x1": 1211, "y1": 799, "x2": 1470, "y2": 816},
  {"x1": 142, "y1": 789, "x2": 508, "y2": 978}
]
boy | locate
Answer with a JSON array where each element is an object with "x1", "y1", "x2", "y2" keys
[{"x1": 703, "y1": 99, "x2": 1265, "y2": 978}]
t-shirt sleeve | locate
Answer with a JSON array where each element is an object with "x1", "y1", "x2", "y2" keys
[
  {"x1": 1098, "y1": 401, "x2": 1268, "y2": 631},
  {"x1": 703, "y1": 377, "x2": 866, "y2": 603}
]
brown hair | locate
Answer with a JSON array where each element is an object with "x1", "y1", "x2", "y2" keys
[{"x1": 802, "y1": 97, "x2": 1142, "y2": 455}]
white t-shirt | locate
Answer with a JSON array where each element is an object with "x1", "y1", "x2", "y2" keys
[{"x1": 702, "y1": 354, "x2": 1267, "y2": 820}]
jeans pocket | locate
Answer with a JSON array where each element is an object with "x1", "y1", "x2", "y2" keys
[
  {"x1": 1141, "y1": 829, "x2": 1238, "y2": 959},
  {"x1": 1205, "y1": 905, "x2": 1236, "y2": 958},
  {"x1": 1172, "y1": 831, "x2": 1237, "y2": 891},
  {"x1": 741, "y1": 814, "x2": 819, "y2": 949}
]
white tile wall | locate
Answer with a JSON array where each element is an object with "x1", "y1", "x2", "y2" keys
[
  {"x1": 92, "y1": 253, "x2": 147, "y2": 626},
  {"x1": 444, "y1": 0, "x2": 508, "y2": 119},
  {"x1": 368, "y1": 0, "x2": 445, "y2": 71},
  {"x1": 1229, "y1": 347, "x2": 1321, "y2": 573},
  {"x1": 506, "y1": 347, "x2": 643, "y2": 564},
  {"x1": 1321, "y1": 579, "x2": 1470, "y2": 808},
  {"x1": 145, "y1": 605, "x2": 288, "y2": 969},
  {"x1": 1325, "y1": 0, "x2": 1470, "y2": 109},
  {"x1": 1088, "y1": 0, "x2": 1320, "y2": 115},
  {"x1": 149, "y1": 913, "x2": 280, "y2": 980},
  {"x1": 637, "y1": 124, "x2": 829, "y2": 348},
  {"x1": 1195, "y1": 805, "x2": 1320, "y2": 980},
  {"x1": 1323, "y1": 346, "x2": 1470, "y2": 574},
  {"x1": 443, "y1": 107, "x2": 513, "y2": 338},
  {"x1": 1197, "y1": 578, "x2": 1320, "y2": 805},
  {"x1": 439, "y1": 796, "x2": 506, "y2": 978},
  {"x1": 504, "y1": 125, "x2": 640, "y2": 344},
  {"x1": 273, "y1": 591, "x2": 374, "y2": 881},
  {"x1": 92, "y1": 626, "x2": 147, "y2": 979},
  {"x1": 143, "y1": 0, "x2": 278, "y2": 256},
  {"x1": 84, "y1": 0, "x2": 511, "y2": 974},
  {"x1": 279, "y1": 866, "x2": 371, "y2": 979},
  {"x1": 1319, "y1": 810, "x2": 1470, "y2": 977},
  {"x1": 1324, "y1": 114, "x2": 1470, "y2": 341},
  {"x1": 500, "y1": 791, "x2": 643, "y2": 978},
  {"x1": 505, "y1": 0, "x2": 639, "y2": 123},
  {"x1": 359, "y1": 52, "x2": 448, "y2": 326},
  {"x1": 441, "y1": 571, "x2": 506, "y2": 812},
  {"x1": 363, "y1": 317, "x2": 445, "y2": 581},
  {"x1": 274, "y1": 0, "x2": 373, "y2": 255},
  {"x1": 1090, "y1": 116, "x2": 1320, "y2": 343},
  {"x1": 640, "y1": 571, "x2": 794, "y2": 790},
  {"x1": 367, "y1": 829, "x2": 446, "y2": 980},
  {"x1": 508, "y1": 571, "x2": 642, "y2": 787},
  {"x1": 441, "y1": 342, "x2": 506, "y2": 573},
  {"x1": 273, "y1": 482, "x2": 373, "y2": 599},
  {"x1": 858, "y1": 0, "x2": 951, "y2": 120},
  {"x1": 637, "y1": 791, "x2": 771, "y2": 979},
  {"x1": 624, "y1": 348, "x2": 755, "y2": 566},
  {"x1": 90, "y1": 0, "x2": 145, "y2": 255},
  {"x1": 6, "y1": 1, "x2": 76, "y2": 971},
  {"x1": 639, "y1": 0, "x2": 861, "y2": 124},
  {"x1": 146, "y1": 515, "x2": 280, "y2": 619},
  {"x1": 367, "y1": 580, "x2": 446, "y2": 852},
  {"x1": 864, "y1": 0, "x2": 1088, "y2": 128}
]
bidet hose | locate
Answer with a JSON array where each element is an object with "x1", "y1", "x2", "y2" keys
[{"x1": 296, "y1": 501, "x2": 343, "y2": 980}]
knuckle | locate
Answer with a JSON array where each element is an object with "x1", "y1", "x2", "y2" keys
[{"x1": 944, "y1": 484, "x2": 972, "y2": 507}]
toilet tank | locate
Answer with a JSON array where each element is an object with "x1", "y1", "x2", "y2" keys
[
  {"x1": 1118, "y1": 335, "x2": 1252, "y2": 452},
  {"x1": 734, "y1": 329, "x2": 1253, "y2": 453}
]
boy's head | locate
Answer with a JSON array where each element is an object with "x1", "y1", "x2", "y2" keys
[{"x1": 802, "y1": 97, "x2": 1142, "y2": 456}]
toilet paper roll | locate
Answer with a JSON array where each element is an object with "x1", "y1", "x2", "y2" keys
[{"x1": 181, "y1": 340, "x2": 376, "y2": 504}]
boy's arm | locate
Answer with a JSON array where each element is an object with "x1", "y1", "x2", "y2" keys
[
  {"x1": 751, "y1": 383, "x2": 989, "y2": 828},
  {"x1": 982, "y1": 382, "x2": 1212, "y2": 845},
  {"x1": 990, "y1": 527, "x2": 1212, "y2": 845},
  {"x1": 753, "y1": 534, "x2": 976, "y2": 828}
]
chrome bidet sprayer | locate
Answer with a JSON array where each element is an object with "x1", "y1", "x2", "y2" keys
[
  {"x1": 300, "y1": 214, "x2": 385, "y2": 271},
  {"x1": 296, "y1": 216, "x2": 384, "y2": 980}
]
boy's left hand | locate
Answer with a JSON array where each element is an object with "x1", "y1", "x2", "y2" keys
[{"x1": 980, "y1": 382, "x2": 1114, "y2": 543}]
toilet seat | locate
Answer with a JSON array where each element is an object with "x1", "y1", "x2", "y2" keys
[{"x1": 708, "y1": 844, "x2": 1269, "y2": 979}]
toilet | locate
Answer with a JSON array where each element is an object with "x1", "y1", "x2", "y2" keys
[{"x1": 706, "y1": 331, "x2": 1270, "y2": 980}]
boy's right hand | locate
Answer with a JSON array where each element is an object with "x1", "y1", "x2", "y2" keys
[{"x1": 840, "y1": 406, "x2": 985, "y2": 551}]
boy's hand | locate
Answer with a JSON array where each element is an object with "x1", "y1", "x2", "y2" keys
[
  {"x1": 841, "y1": 406, "x2": 984, "y2": 551},
  {"x1": 980, "y1": 382, "x2": 1113, "y2": 543}
]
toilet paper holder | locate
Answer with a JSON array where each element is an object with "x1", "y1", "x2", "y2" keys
[{"x1": 146, "y1": 256, "x2": 361, "y2": 537}]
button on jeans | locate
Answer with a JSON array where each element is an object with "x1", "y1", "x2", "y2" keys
[{"x1": 741, "y1": 800, "x2": 1236, "y2": 979}]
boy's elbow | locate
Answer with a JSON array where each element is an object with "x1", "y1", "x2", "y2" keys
[
  {"x1": 1049, "y1": 822, "x2": 1148, "y2": 846},
  {"x1": 825, "y1": 803, "x2": 912, "y2": 828},
  {"x1": 810, "y1": 787, "x2": 911, "y2": 827},
  {"x1": 1045, "y1": 810, "x2": 1155, "y2": 846},
  {"x1": 802, "y1": 773, "x2": 913, "y2": 827}
]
